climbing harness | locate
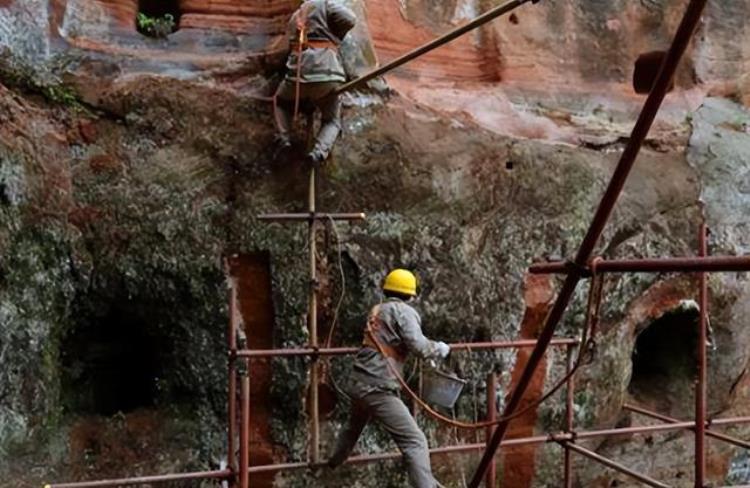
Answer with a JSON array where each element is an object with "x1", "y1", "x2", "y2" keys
[{"x1": 293, "y1": 6, "x2": 308, "y2": 125}]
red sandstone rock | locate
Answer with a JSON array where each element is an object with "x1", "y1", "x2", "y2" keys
[
  {"x1": 179, "y1": 0, "x2": 296, "y2": 18},
  {"x1": 78, "y1": 119, "x2": 98, "y2": 143},
  {"x1": 88, "y1": 154, "x2": 121, "y2": 173},
  {"x1": 98, "y1": 0, "x2": 138, "y2": 29},
  {"x1": 179, "y1": 13, "x2": 287, "y2": 34},
  {"x1": 502, "y1": 273, "x2": 554, "y2": 488},
  {"x1": 365, "y1": 0, "x2": 499, "y2": 82},
  {"x1": 178, "y1": 0, "x2": 294, "y2": 35}
]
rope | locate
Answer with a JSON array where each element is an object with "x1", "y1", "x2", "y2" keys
[
  {"x1": 321, "y1": 216, "x2": 351, "y2": 402},
  {"x1": 363, "y1": 272, "x2": 606, "y2": 430},
  {"x1": 292, "y1": 3, "x2": 311, "y2": 126},
  {"x1": 324, "y1": 216, "x2": 346, "y2": 348}
]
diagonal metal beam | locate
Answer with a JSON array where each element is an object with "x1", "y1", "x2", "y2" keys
[
  {"x1": 468, "y1": 0, "x2": 709, "y2": 485},
  {"x1": 560, "y1": 441, "x2": 670, "y2": 488},
  {"x1": 334, "y1": 0, "x2": 539, "y2": 95},
  {"x1": 624, "y1": 404, "x2": 750, "y2": 451}
]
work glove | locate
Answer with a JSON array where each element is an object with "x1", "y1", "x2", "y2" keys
[{"x1": 436, "y1": 341, "x2": 450, "y2": 359}]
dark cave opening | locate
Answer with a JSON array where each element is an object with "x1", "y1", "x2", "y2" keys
[
  {"x1": 61, "y1": 302, "x2": 164, "y2": 416},
  {"x1": 633, "y1": 50, "x2": 674, "y2": 95},
  {"x1": 136, "y1": 0, "x2": 181, "y2": 36},
  {"x1": 628, "y1": 306, "x2": 699, "y2": 413}
]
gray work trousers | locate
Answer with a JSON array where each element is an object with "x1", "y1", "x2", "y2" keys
[
  {"x1": 329, "y1": 384, "x2": 437, "y2": 488},
  {"x1": 274, "y1": 79, "x2": 342, "y2": 160}
]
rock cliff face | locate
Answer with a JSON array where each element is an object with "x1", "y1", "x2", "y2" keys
[{"x1": 1, "y1": 1, "x2": 750, "y2": 487}]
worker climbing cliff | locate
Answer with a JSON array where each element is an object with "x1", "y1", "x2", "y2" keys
[{"x1": 273, "y1": 0, "x2": 357, "y2": 165}]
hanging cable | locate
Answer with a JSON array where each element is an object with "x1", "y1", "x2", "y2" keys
[
  {"x1": 320, "y1": 216, "x2": 351, "y2": 402},
  {"x1": 324, "y1": 216, "x2": 346, "y2": 348}
]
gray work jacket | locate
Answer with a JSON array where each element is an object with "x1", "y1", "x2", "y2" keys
[
  {"x1": 285, "y1": 0, "x2": 356, "y2": 83},
  {"x1": 352, "y1": 298, "x2": 443, "y2": 392}
]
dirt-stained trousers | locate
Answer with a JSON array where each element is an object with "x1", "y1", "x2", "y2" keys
[
  {"x1": 329, "y1": 385, "x2": 438, "y2": 488},
  {"x1": 274, "y1": 79, "x2": 342, "y2": 159}
]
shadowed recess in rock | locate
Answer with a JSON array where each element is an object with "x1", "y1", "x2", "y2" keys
[
  {"x1": 629, "y1": 307, "x2": 699, "y2": 416},
  {"x1": 60, "y1": 302, "x2": 165, "y2": 416}
]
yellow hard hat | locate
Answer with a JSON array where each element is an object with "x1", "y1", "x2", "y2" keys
[{"x1": 383, "y1": 269, "x2": 418, "y2": 296}]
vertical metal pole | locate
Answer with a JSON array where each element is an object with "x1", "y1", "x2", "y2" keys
[
  {"x1": 240, "y1": 361, "x2": 250, "y2": 488},
  {"x1": 564, "y1": 344, "x2": 575, "y2": 488},
  {"x1": 413, "y1": 359, "x2": 422, "y2": 418},
  {"x1": 308, "y1": 165, "x2": 320, "y2": 463},
  {"x1": 485, "y1": 373, "x2": 497, "y2": 488},
  {"x1": 228, "y1": 281, "x2": 238, "y2": 487},
  {"x1": 696, "y1": 222, "x2": 708, "y2": 488}
]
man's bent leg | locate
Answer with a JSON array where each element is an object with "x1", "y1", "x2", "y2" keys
[
  {"x1": 273, "y1": 80, "x2": 296, "y2": 145},
  {"x1": 328, "y1": 399, "x2": 370, "y2": 468},
  {"x1": 309, "y1": 82, "x2": 342, "y2": 163},
  {"x1": 365, "y1": 391, "x2": 437, "y2": 488}
]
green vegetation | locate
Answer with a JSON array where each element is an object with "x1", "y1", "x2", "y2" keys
[
  {"x1": 136, "y1": 13, "x2": 177, "y2": 39},
  {"x1": 0, "y1": 50, "x2": 85, "y2": 110}
]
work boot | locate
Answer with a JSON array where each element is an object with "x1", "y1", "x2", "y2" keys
[{"x1": 306, "y1": 147, "x2": 327, "y2": 167}]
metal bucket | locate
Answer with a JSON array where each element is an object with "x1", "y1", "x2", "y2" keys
[{"x1": 422, "y1": 368, "x2": 467, "y2": 410}]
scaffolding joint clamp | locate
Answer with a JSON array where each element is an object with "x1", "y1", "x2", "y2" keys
[{"x1": 564, "y1": 259, "x2": 591, "y2": 278}]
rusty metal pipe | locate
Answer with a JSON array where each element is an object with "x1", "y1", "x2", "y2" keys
[
  {"x1": 580, "y1": 416, "x2": 750, "y2": 439},
  {"x1": 45, "y1": 470, "x2": 232, "y2": 488},
  {"x1": 696, "y1": 223, "x2": 708, "y2": 487},
  {"x1": 308, "y1": 166, "x2": 321, "y2": 463},
  {"x1": 578, "y1": 421, "x2": 696, "y2": 438},
  {"x1": 624, "y1": 404, "x2": 750, "y2": 450},
  {"x1": 228, "y1": 282, "x2": 238, "y2": 485},
  {"x1": 235, "y1": 338, "x2": 579, "y2": 358},
  {"x1": 486, "y1": 373, "x2": 497, "y2": 488},
  {"x1": 561, "y1": 442, "x2": 670, "y2": 488},
  {"x1": 710, "y1": 417, "x2": 750, "y2": 426},
  {"x1": 245, "y1": 436, "x2": 554, "y2": 474},
  {"x1": 449, "y1": 339, "x2": 580, "y2": 350},
  {"x1": 239, "y1": 370, "x2": 250, "y2": 488},
  {"x1": 529, "y1": 256, "x2": 750, "y2": 275},
  {"x1": 564, "y1": 345, "x2": 575, "y2": 488},
  {"x1": 257, "y1": 212, "x2": 366, "y2": 221},
  {"x1": 469, "y1": 1, "x2": 709, "y2": 485},
  {"x1": 334, "y1": 0, "x2": 535, "y2": 95}
]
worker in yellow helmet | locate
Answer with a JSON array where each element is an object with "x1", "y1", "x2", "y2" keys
[{"x1": 327, "y1": 269, "x2": 449, "y2": 488}]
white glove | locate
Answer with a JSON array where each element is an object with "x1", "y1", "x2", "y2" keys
[{"x1": 436, "y1": 341, "x2": 450, "y2": 359}]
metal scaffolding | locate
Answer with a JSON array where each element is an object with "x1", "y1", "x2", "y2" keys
[{"x1": 46, "y1": 0, "x2": 750, "y2": 487}]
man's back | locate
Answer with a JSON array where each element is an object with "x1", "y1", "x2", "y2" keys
[
  {"x1": 285, "y1": 0, "x2": 356, "y2": 83},
  {"x1": 353, "y1": 298, "x2": 442, "y2": 391}
]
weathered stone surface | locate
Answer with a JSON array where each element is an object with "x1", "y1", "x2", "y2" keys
[
  {"x1": 0, "y1": 0, "x2": 51, "y2": 61},
  {"x1": 688, "y1": 98, "x2": 750, "y2": 254},
  {"x1": 1, "y1": 1, "x2": 750, "y2": 487}
]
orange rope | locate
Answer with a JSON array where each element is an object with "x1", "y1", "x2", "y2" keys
[{"x1": 292, "y1": 4, "x2": 309, "y2": 126}]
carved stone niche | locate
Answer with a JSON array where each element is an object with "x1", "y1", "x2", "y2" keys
[{"x1": 56, "y1": 0, "x2": 296, "y2": 45}]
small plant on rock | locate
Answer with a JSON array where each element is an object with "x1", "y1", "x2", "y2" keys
[{"x1": 136, "y1": 12, "x2": 176, "y2": 39}]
